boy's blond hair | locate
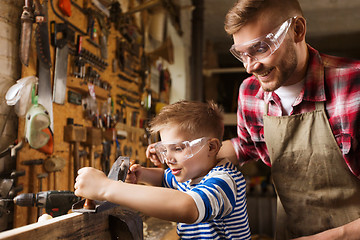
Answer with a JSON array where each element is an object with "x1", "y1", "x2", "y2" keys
[
  {"x1": 224, "y1": 0, "x2": 303, "y2": 35},
  {"x1": 150, "y1": 100, "x2": 224, "y2": 141}
]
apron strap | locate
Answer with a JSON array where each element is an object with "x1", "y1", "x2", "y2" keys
[
  {"x1": 315, "y1": 101, "x2": 325, "y2": 110},
  {"x1": 264, "y1": 101, "x2": 269, "y2": 115}
]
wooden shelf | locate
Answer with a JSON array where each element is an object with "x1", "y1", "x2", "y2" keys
[
  {"x1": 67, "y1": 77, "x2": 110, "y2": 100},
  {"x1": 224, "y1": 113, "x2": 237, "y2": 126}
]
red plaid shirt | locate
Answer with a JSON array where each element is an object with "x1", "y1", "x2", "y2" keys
[{"x1": 231, "y1": 45, "x2": 360, "y2": 178}]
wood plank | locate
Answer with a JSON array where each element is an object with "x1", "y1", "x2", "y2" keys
[{"x1": 0, "y1": 206, "x2": 143, "y2": 240}]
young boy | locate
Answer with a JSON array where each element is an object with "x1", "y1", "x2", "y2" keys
[{"x1": 74, "y1": 100, "x2": 251, "y2": 240}]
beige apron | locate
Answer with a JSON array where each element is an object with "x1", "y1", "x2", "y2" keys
[{"x1": 263, "y1": 101, "x2": 360, "y2": 239}]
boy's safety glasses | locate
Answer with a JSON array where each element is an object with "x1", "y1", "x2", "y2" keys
[
  {"x1": 154, "y1": 137, "x2": 210, "y2": 164},
  {"x1": 230, "y1": 16, "x2": 297, "y2": 63}
]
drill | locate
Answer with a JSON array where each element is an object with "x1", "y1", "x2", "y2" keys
[{"x1": 14, "y1": 190, "x2": 80, "y2": 217}]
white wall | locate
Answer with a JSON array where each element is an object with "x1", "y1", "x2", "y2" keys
[
  {"x1": 166, "y1": 0, "x2": 193, "y2": 103},
  {"x1": 0, "y1": 1, "x2": 21, "y2": 152}
]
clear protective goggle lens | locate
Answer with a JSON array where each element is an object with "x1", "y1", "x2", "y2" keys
[
  {"x1": 154, "y1": 137, "x2": 210, "y2": 164},
  {"x1": 230, "y1": 16, "x2": 296, "y2": 63}
]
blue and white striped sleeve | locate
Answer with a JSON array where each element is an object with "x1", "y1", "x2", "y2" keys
[
  {"x1": 162, "y1": 168, "x2": 178, "y2": 189},
  {"x1": 186, "y1": 171, "x2": 237, "y2": 224}
]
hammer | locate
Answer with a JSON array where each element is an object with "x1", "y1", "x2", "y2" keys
[
  {"x1": 21, "y1": 159, "x2": 44, "y2": 193},
  {"x1": 84, "y1": 127, "x2": 102, "y2": 168},
  {"x1": 43, "y1": 156, "x2": 66, "y2": 189},
  {"x1": 64, "y1": 124, "x2": 87, "y2": 184}
]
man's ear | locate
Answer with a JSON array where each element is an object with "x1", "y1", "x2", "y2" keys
[
  {"x1": 208, "y1": 138, "x2": 221, "y2": 156},
  {"x1": 293, "y1": 16, "x2": 306, "y2": 43}
]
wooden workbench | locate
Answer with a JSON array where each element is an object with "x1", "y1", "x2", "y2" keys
[
  {"x1": 0, "y1": 206, "x2": 181, "y2": 240},
  {"x1": 0, "y1": 205, "x2": 143, "y2": 240}
]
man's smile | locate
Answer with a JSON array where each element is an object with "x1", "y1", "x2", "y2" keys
[{"x1": 256, "y1": 67, "x2": 275, "y2": 78}]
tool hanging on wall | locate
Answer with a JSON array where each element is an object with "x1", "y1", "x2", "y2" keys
[
  {"x1": 19, "y1": 0, "x2": 34, "y2": 67},
  {"x1": 87, "y1": 9, "x2": 109, "y2": 59},
  {"x1": 91, "y1": 0, "x2": 110, "y2": 17},
  {"x1": 21, "y1": 159, "x2": 44, "y2": 205},
  {"x1": 58, "y1": 0, "x2": 72, "y2": 17},
  {"x1": 0, "y1": 171, "x2": 25, "y2": 200},
  {"x1": 34, "y1": 0, "x2": 51, "y2": 68},
  {"x1": 84, "y1": 127, "x2": 102, "y2": 168},
  {"x1": 72, "y1": 35, "x2": 85, "y2": 78},
  {"x1": 70, "y1": 45, "x2": 108, "y2": 74},
  {"x1": 5, "y1": 76, "x2": 38, "y2": 118},
  {"x1": 43, "y1": 156, "x2": 66, "y2": 190},
  {"x1": 36, "y1": 173, "x2": 48, "y2": 218},
  {"x1": 51, "y1": 21, "x2": 72, "y2": 105},
  {"x1": 50, "y1": 0, "x2": 87, "y2": 35},
  {"x1": 24, "y1": 86, "x2": 51, "y2": 150},
  {"x1": 63, "y1": 121, "x2": 87, "y2": 185},
  {"x1": 0, "y1": 141, "x2": 23, "y2": 162},
  {"x1": 34, "y1": 0, "x2": 54, "y2": 131},
  {"x1": 0, "y1": 168, "x2": 25, "y2": 231},
  {"x1": 101, "y1": 140, "x2": 111, "y2": 175}
]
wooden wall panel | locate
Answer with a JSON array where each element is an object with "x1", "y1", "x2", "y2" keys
[{"x1": 15, "y1": 0, "x2": 150, "y2": 227}]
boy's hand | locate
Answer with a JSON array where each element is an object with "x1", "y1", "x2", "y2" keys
[
  {"x1": 126, "y1": 164, "x2": 143, "y2": 184},
  {"x1": 74, "y1": 167, "x2": 112, "y2": 201},
  {"x1": 146, "y1": 143, "x2": 162, "y2": 166}
]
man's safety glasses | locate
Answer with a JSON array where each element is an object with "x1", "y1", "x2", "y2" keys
[
  {"x1": 154, "y1": 137, "x2": 210, "y2": 164},
  {"x1": 230, "y1": 16, "x2": 297, "y2": 63}
]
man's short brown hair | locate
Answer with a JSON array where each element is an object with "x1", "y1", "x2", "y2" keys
[
  {"x1": 150, "y1": 100, "x2": 224, "y2": 141},
  {"x1": 224, "y1": 0, "x2": 303, "y2": 35}
]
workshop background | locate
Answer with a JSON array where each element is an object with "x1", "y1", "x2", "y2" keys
[{"x1": 0, "y1": 0, "x2": 360, "y2": 239}]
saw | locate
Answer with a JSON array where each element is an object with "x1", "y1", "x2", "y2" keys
[
  {"x1": 34, "y1": 0, "x2": 52, "y2": 69},
  {"x1": 34, "y1": 0, "x2": 53, "y2": 131},
  {"x1": 51, "y1": 21, "x2": 72, "y2": 105}
]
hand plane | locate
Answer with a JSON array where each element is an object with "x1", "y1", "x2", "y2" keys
[{"x1": 72, "y1": 156, "x2": 130, "y2": 213}]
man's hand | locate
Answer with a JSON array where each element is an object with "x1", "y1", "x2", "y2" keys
[
  {"x1": 292, "y1": 217, "x2": 360, "y2": 240},
  {"x1": 74, "y1": 167, "x2": 112, "y2": 201},
  {"x1": 217, "y1": 140, "x2": 239, "y2": 165},
  {"x1": 126, "y1": 164, "x2": 143, "y2": 184},
  {"x1": 292, "y1": 230, "x2": 340, "y2": 240},
  {"x1": 146, "y1": 142, "x2": 162, "y2": 166}
]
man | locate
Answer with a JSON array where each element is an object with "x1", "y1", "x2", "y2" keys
[{"x1": 218, "y1": 0, "x2": 360, "y2": 239}]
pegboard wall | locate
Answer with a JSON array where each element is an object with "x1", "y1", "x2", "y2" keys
[{"x1": 15, "y1": 0, "x2": 162, "y2": 227}]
